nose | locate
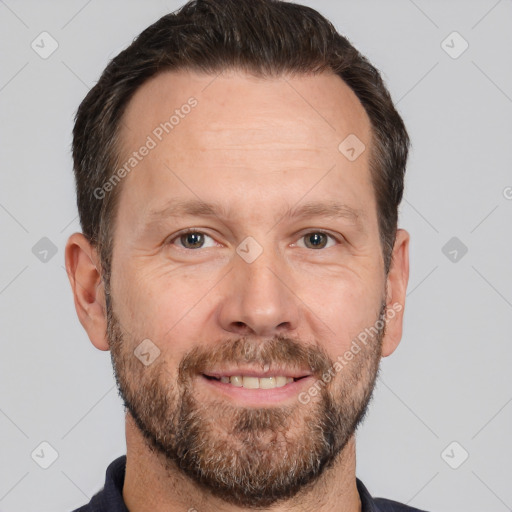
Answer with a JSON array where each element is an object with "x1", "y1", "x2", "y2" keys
[{"x1": 217, "y1": 246, "x2": 300, "y2": 337}]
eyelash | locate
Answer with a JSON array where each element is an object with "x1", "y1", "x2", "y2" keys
[{"x1": 168, "y1": 228, "x2": 342, "y2": 250}]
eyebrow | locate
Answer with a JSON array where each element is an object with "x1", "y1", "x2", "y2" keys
[
  {"x1": 145, "y1": 198, "x2": 364, "y2": 229},
  {"x1": 283, "y1": 201, "x2": 364, "y2": 227}
]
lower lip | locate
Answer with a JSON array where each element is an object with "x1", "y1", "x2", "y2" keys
[{"x1": 198, "y1": 375, "x2": 315, "y2": 406}]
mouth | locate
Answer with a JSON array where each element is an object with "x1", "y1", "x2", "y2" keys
[
  {"x1": 198, "y1": 367, "x2": 313, "y2": 405},
  {"x1": 200, "y1": 372, "x2": 313, "y2": 405},
  {"x1": 202, "y1": 373, "x2": 308, "y2": 389}
]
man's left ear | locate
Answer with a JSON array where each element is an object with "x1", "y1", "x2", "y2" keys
[{"x1": 381, "y1": 228, "x2": 410, "y2": 357}]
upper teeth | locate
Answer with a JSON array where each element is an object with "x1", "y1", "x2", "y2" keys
[{"x1": 219, "y1": 376, "x2": 294, "y2": 389}]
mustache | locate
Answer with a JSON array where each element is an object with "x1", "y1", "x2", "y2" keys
[{"x1": 177, "y1": 334, "x2": 334, "y2": 383}]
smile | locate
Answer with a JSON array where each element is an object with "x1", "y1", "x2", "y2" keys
[{"x1": 203, "y1": 374, "x2": 297, "y2": 389}]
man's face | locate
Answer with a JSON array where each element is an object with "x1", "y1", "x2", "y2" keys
[{"x1": 108, "y1": 70, "x2": 389, "y2": 506}]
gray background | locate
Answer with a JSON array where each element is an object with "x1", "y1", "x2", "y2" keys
[{"x1": 1, "y1": 0, "x2": 511, "y2": 511}]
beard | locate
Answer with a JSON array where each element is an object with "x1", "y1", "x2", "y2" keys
[{"x1": 107, "y1": 296, "x2": 385, "y2": 508}]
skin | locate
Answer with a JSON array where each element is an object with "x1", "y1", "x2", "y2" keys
[{"x1": 65, "y1": 69, "x2": 409, "y2": 512}]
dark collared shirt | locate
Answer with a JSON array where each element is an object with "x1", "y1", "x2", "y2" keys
[{"x1": 71, "y1": 456, "x2": 429, "y2": 512}]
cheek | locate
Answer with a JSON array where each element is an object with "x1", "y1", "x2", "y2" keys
[
  {"x1": 295, "y1": 268, "x2": 384, "y2": 350},
  {"x1": 112, "y1": 262, "x2": 216, "y2": 354}
]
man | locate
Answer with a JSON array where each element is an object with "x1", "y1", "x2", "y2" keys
[{"x1": 65, "y1": 0, "x2": 424, "y2": 510}]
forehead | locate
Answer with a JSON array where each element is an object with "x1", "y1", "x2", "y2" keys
[
  {"x1": 120, "y1": 68, "x2": 370, "y2": 151},
  {"x1": 116, "y1": 69, "x2": 374, "y2": 228}
]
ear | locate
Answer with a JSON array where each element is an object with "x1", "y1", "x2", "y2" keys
[
  {"x1": 381, "y1": 229, "x2": 410, "y2": 358},
  {"x1": 65, "y1": 232, "x2": 109, "y2": 351}
]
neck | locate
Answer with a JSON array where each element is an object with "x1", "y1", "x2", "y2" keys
[{"x1": 123, "y1": 413, "x2": 361, "y2": 512}]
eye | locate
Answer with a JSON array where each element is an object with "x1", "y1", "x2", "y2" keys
[
  {"x1": 170, "y1": 230, "x2": 217, "y2": 250},
  {"x1": 296, "y1": 231, "x2": 338, "y2": 250},
  {"x1": 168, "y1": 230, "x2": 339, "y2": 251}
]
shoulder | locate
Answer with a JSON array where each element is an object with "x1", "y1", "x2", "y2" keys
[
  {"x1": 374, "y1": 497, "x2": 430, "y2": 512},
  {"x1": 68, "y1": 455, "x2": 128, "y2": 512},
  {"x1": 356, "y1": 478, "x2": 431, "y2": 512},
  {"x1": 69, "y1": 489, "x2": 111, "y2": 512}
]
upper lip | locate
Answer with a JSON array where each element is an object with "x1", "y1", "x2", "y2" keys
[{"x1": 202, "y1": 367, "x2": 312, "y2": 379}]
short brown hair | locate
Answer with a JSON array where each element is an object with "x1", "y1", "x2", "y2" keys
[{"x1": 72, "y1": 0, "x2": 409, "y2": 286}]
